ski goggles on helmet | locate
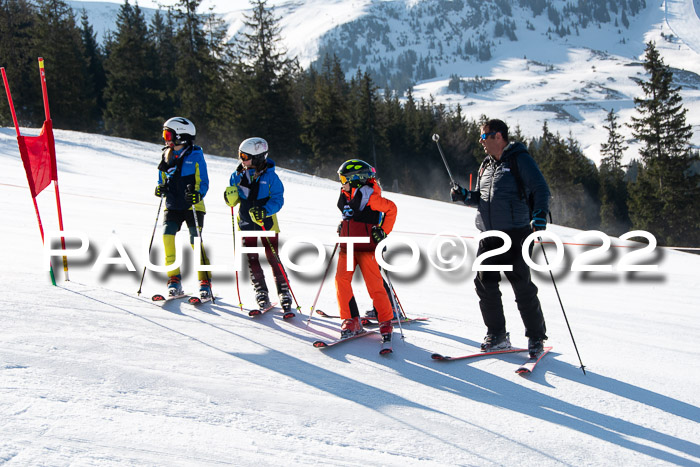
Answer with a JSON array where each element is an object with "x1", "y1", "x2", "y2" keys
[
  {"x1": 163, "y1": 129, "x2": 176, "y2": 142},
  {"x1": 339, "y1": 170, "x2": 376, "y2": 185},
  {"x1": 239, "y1": 151, "x2": 252, "y2": 161}
]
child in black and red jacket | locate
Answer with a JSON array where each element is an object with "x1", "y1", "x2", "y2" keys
[{"x1": 335, "y1": 160, "x2": 397, "y2": 344}]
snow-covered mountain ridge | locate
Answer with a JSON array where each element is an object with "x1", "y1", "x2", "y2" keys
[{"x1": 68, "y1": 0, "x2": 700, "y2": 166}]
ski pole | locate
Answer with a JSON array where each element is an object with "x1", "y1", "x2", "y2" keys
[
  {"x1": 258, "y1": 221, "x2": 302, "y2": 313},
  {"x1": 307, "y1": 243, "x2": 339, "y2": 324},
  {"x1": 380, "y1": 250, "x2": 404, "y2": 340},
  {"x1": 382, "y1": 269, "x2": 404, "y2": 340},
  {"x1": 189, "y1": 185, "x2": 214, "y2": 304},
  {"x1": 379, "y1": 258, "x2": 406, "y2": 319},
  {"x1": 384, "y1": 271, "x2": 407, "y2": 320},
  {"x1": 137, "y1": 194, "x2": 164, "y2": 295},
  {"x1": 431, "y1": 133, "x2": 458, "y2": 188},
  {"x1": 231, "y1": 206, "x2": 243, "y2": 312},
  {"x1": 540, "y1": 241, "x2": 586, "y2": 375}
]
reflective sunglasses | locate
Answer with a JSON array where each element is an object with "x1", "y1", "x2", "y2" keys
[{"x1": 480, "y1": 131, "x2": 498, "y2": 140}]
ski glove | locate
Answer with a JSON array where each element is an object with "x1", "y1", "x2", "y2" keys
[
  {"x1": 450, "y1": 184, "x2": 468, "y2": 202},
  {"x1": 155, "y1": 184, "x2": 167, "y2": 197},
  {"x1": 249, "y1": 206, "x2": 267, "y2": 225},
  {"x1": 224, "y1": 186, "x2": 239, "y2": 207},
  {"x1": 530, "y1": 209, "x2": 547, "y2": 231},
  {"x1": 371, "y1": 225, "x2": 387, "y2": 244},
  {"x1": 185, "y1": 187, "x2": 202, "y2": 206}
]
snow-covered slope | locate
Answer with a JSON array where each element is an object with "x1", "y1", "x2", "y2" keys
[{"x1": 1, "y1": 128, "x2": 699, "y2": 465}]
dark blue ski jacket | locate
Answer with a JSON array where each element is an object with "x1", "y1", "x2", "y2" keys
[{"x1": 465, "y1": 142, "x2": 550, "y2": 232}]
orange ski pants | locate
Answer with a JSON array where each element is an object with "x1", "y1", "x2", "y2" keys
[{"x1": 335, "y1": 249, "x2": 393, "y2": 322}]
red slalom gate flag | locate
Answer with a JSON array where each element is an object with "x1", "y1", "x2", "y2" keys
[
  {"x1": 2, "y1": 65, "x2": 58, "y2": 198},
  {"x1": 17, "y1": 119, "x2": 58, "y2": 198},
  {"x1": 2, "y1": 59, "x2": 69, "y2": 284}
]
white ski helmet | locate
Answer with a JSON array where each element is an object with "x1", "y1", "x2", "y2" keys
[
  {"x1": 238, "y1": 137, "x2": 269, "y2": 166},
  {"x1": 163, "y1": 117, "x2": 196, "y2": 145}
]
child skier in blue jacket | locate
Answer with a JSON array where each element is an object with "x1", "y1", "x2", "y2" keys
[
  {"x1": 224, "y1": 137, "x2": 293, "y2": 316},
  {"x1": 155, "y1": 117, "x2": 211, "y2": 300}
]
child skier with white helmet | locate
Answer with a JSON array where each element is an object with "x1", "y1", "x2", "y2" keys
[
  {"x1": 335, "y1": 159, "x2": 397, "y2": 347},
  {"x1": 155, "y1": 117, "x2": 211, "y2": 300},
  {"x1": 224, "y1": 137, "x2": 294, "y2": 317}
]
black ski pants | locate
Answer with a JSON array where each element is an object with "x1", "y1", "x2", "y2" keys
[
  {"x1": 243, "y1": 234, "x2": 286, "y2": 294},
  {"x1": 474, "y1": 226, "x2": 547, "y2": 340}
]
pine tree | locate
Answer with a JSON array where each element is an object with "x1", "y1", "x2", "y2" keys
[
  {"x1": 431, "y1": 105, "x2": 480, "y2": 194},
  {"x1": 78, "y1": 9, "x2": 105, "y2": 131},
  {"x1": 301, "y1": 54, "x2": 354, "y2": 175},
  {"x1": 599, "y1": 108, "x2": 631, "y2": 235},
  {"x1": 628, "y1": 41, "x2": 700, "y2": 246},
  {"x1": 530, "y1": 124, "x2": 600, "y2": 229},
  {"x1": 234, "y1": 0, "x2": 299, "y2": 160},
  {"x1": 103, "y1": 1, "x2": 160, "y2": 140},
  {"x1": 34, "y1": 0, "x2": 94, "y2": 130},
  {"x1": 150, "y1": 9, "x2": 177, "y2": 122},
  {"x1": 381, "y1": 89, "x2": 409, "y2": 187},
  {"x1": 0, "y1": 0, "x2": 41, "y2": 126},
  {"x1": 350, "y1": 70, "x2": 380, "y2": 170},
  {"x1": 171, "y1": 0, "x2": 229, "y2": 148}
]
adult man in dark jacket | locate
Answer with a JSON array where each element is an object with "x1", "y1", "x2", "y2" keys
[{"x1": 451, "y1": 119, "x2": 550, "y2": 358}]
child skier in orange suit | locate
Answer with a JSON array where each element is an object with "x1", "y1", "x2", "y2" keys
[{"x1": 335, "y1": 160, "x2": 397, "y2": 343}]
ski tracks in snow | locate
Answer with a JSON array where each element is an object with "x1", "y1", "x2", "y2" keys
[{"x1": 665, "y1": 0, "x2": 700, "y2": 54}]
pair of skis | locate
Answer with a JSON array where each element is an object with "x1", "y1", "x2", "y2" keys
[
  {"x1": 152, "y1": 293, "x2": 295, "y2": 319},
  {"x1": 431, "y1": 346, "x2": 553, "y2": 375},
  {"x1": 151, "y1": 292, "x2": 211, "y2": 306},
  {"x1": 314, "y1": 309, "x2": 428, "y2": 327},
  {"x1": 312, "y1": 329, "x2": 394, "y2": 355},
  {"x1": 314, "y1": 331, "x2": 551, "y2": 372},
  {"x1": 247, "y1": 302, "x2": 296, "y2": 320},
  {"x1": 311, "y1": 311, "x2": 429, "y2": 355}
]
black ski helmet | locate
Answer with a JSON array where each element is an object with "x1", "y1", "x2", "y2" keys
[{"x1": 338, "y1": 159, "x2": 376, "y2": 187}]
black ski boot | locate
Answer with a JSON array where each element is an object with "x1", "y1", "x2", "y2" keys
[
  {"x1": 277, "y1": 282, "x2": 294, "y2": 319},
  {"x1": 528, "y1": 337, "x2": 546, "y2": 358},
  {"x1": 480, "y1": 332, "x2": 511, "y2": 352},
  {"x1": 253, "y1": 279, "x2": 271, "y2": 310},
  {"x1": 255, "y1": 290, "x2": 271, "y2": 310}
]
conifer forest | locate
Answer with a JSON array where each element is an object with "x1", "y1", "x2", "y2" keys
[{"x1": 1, "y1": 0, "x2": 699, "y2": 246}]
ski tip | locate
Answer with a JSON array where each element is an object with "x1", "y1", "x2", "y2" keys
[
  {"x1": 282, "y1": 312, "x2": 296, "y2": 320},
  {"x1": 312, "y1": 341, "x2": 328, "y2": 348},
  {"x1": 316, "y1": 310, "x2": 329, "y2": 317},
  {"x1": 431, "y1": 353, "x2": 449, "y2": 360},
  {"x1": 188, "y1": 297, "x2": 202, "y2": 305},
  {"x1": 516, "y1": 368, "x2": 532, "y2": 375},
  {"x1": 152, "y1": 294, "x2": 165, "y2": 302},
  {"x1": 248, "y1": 309, "x2": 262, "y2": 317},
  {"x1": 379, "y1": 348, "x2": 393, "y2": 355}
]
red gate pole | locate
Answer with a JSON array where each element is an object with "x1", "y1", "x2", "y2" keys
[
  {"x1": 38, "y1": 58, "x2": 69, "y2": 281},
  {"x1": 2, "y1": 66, "x2": 56, "y2": 285}
]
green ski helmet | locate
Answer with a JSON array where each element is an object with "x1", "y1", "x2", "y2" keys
[{"x1": 338, "y1": 159, "x2": 376, "y2": 187}]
